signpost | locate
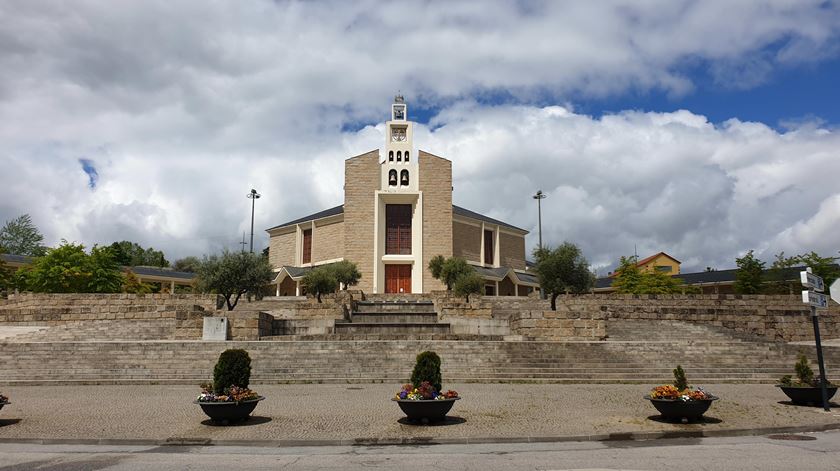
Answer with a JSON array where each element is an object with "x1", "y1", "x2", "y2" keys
[
  {"x1": 831, "y1": 278, "x2": 840, "y2": 304},
  {"x1": 801, "y1": 268, "x2": 830, "y2": 411}
]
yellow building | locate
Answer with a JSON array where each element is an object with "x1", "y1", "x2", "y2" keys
[{"x1": 634, "y1": 252, "x2": 681, "y2": 275}]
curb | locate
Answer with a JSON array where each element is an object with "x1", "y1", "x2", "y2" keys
[{"x1": 1, "y1": 423, "x2": 839, "y2": 448}]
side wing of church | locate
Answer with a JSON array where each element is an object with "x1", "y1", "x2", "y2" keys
[{"x1": 266, "y1": 96, "x2": 539, "y2": 296}]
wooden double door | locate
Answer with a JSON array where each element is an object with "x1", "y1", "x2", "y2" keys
[{"x1": 385, "y1": 264, "x2": 412, "y2": 293}]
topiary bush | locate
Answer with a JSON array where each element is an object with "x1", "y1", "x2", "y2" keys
[
  {"x1": 410, "y1": 351, "x2": 442, "y2": 393},
  {"x1": 795, "y1": 353, "x2": 815, "y2": 385},
  {"x1": 213, "y1": 349, "x2": 252, "y2": 394},
  {"x1": 673, "y1": 365, "x2": 689, "y2": 391}
]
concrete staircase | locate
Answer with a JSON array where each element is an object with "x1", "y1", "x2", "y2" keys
[
  {"x1": 333, "y1": 300, "x2": 451, "y2": 336},
  {"x1": 0, "y1": 319, "x2": 177, "y2": 342}
]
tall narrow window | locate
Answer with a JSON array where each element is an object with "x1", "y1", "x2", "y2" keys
[
  {"x1": 386, "y1": 204, "x2": 412, "y2": 255},
  {"x1": 302, "y1": 229, "x2": 312, "y2": 264},
  {"x1": 400, "y1": 169, "x2": 409, "y2": 186},
  {"x1": 388, "y1": 151, "x2": 394, "y2": 162},
  {"x1": 388, "y1": 169, "x2": 397, "y2": 186},
  {"x1": 484, "y1": 229, "x2": 494, "y2": 265},
  {"x1": 397, "y1": 151, "x2": 402, "y2": 162},
  {"x1": 404, "y1": 151, "x2": 409, "y2": 162}
]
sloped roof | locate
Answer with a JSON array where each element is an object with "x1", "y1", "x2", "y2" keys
[
  {"x1": 130, "y1": 266, "x2": 195, "y2": 280},
  {"x1": 1, "y1": 254, "x2": 32, "y2": 264},
  {"x1": 635, "y1": 252, "x2": 681, "y2": 267},
  {"x1": 267, "y1": 205, "x2": 344, "y2": 231},
  {"x1": 452, "y1": 205, "x2": 526, "y2": 232}
]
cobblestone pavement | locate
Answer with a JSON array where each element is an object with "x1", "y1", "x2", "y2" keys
[{"x1": 0, "y1": 384, "x2": 838, "y2": 443}]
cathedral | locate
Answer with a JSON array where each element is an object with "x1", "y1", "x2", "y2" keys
[{"x1": 266, "y1": 96, "x2": 539, "y2": 295}]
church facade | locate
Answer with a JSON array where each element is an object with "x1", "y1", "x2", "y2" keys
[{"x1": 266, "y1": 96, "x2": 539, "y2": 296}]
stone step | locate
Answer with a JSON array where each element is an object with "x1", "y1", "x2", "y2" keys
[
  {"x1": 348, "y1": 312, "x2": 439, "y2": 323},
  {"x1": 353, "y1": 301, "x2": 435, "y2": 314},
  {"x1": 333, "y1": 322, "x2": 451, "y2": 334}
]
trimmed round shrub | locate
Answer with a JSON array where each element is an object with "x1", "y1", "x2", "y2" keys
[
  {"x1": 213, "y1": 349, "x2": 252, "y2": 394},
  {"x1": 410, "y1": 351, "x2": 442, "y2": 393}
]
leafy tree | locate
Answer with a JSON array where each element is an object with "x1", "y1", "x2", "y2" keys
[
  {"x1": 0, "y1": 214, "x2": 47, "y2": 256},
  {"x1": 301, "y1": 266, "x2": 338, "y2": 302},
  {"x1": 122, "y1": 269, "x2": 152, "y2": 294},
  {"x1": 796, "y1": 251, "x2": 840, "y2": 290},
  {"x1": 108, "y1": 241, "x2": 169, "y2": 267},
  {"x1": 734, "y1": 250, "x2": 766, "y2": 294},
  {"x1": 0, "y1": 247, "x2": 12, "y2": 293},
  {"x1": 172, "y1": 256, "x2": 201, "y2": 273},
  {"x1": 327, "y1": 260, "x2": 361, "y2": 289},
  {"x1": 765, "y1": 252, "x2": 800, "y2": 295},
  {"x1": 533, "y1": 243, "x2": 595, "y2": 310},
  {"x1": 196, "y1": 250, "x2": 274, "y2": 310},
  {"x1": 452, "y1": 271, "x2": 483, "y2": 302},
  {"x1": 611, "y1": 255, "x2": 688, "y2": 296},
  {"x1": 23, "y1": 241, "x2": 123, "y2": 293},
  {"x1": 428, "y1": 256, "x2": 473, "y2": 290}
]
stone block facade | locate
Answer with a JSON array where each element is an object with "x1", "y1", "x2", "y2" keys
[
  {"x1": 452, "y1": 221, "x2": 481, "y2": 263},
  {"x1": 343, "y1": 150, "x2": 381, "y2": 293},
  {"x1": 312, "y1": 220, "x2": 344, "y2": 263},
  {"x1": 268, "y1": 230, "x2": 296, "y2": 268},
  {"x1": 419, "y1": 151, "x2": 452, "y2": 292},
  {"x1": 499, "y1": 232, "x2": 526, "y2": 270}
]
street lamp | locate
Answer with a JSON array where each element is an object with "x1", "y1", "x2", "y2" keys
[
  {"x1": 532, "y1": 190, "x2": 546, "y2": 250},
  {"x1": 247, "y1": 189, "x2": 261, "y2": 253}
]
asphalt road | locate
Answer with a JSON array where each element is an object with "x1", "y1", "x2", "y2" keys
[{"x1": 0, "y1": 430, "x2": 838, "y2": 471}]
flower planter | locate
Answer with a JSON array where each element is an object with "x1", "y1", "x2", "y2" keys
[
  {"x1": 195, "y1": 396, "x2": 264, "y2": 424},
  {"x1": 646, "y1": 396, "x2": 718, "y2": 423},
  {"x1": 393, "y1": 397, "x2": 460, "y2": 423},
  {"x1": 777, "y1": 385, "x2": 837, "y2": 406}
]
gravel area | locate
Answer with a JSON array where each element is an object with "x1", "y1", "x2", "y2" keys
[{"x1": 0, "y1": 384, "x2": 838, "y2": 443}]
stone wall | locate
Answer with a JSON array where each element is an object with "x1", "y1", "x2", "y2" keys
[
  {"x1": 553, "y1": 294, "x2": 840, "y2": 342},
  {"x1": 499, "y1": 232, "x2": 526, "y2": 270},
  {"x1": 268, "y1": 230, "x2": 296, "y2": 269},
  {"x1": 452, "y1": 221, "x2": 481, "y2": 263},
  {"x1": 312, "y1": 219, "x2": 344, "y2": 263},
  {"x1": 344, "y1": 150, "x2": 381, "y2": 293},
  {"x1": 419, "y1": 151, "x2": 452, "y2": 292}
]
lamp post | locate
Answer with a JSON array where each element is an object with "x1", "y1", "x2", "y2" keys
[
  {"x1": 532, "y1": 190, "x2": 546, "y2": 250},
  {"x1": 247, "y1": 189, "x2": 261, "y2": 253}
]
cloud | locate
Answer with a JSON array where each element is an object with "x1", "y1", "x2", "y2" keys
[{"x1": 0, "y1": 1, "x2": 839, "y2": 271}]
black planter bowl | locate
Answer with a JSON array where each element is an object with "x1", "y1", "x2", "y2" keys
[
  {"x1": 777, "y1": 385, "x2": 837, "y2": 406},
  {"x1": 645, "y1": 396, "x2": 719, "y2": 423},
  {"x1": 393, "y1": 397, "x2": 460, "y2": 423},
  {"x1": 195, "y1": 397, "x2": 264, "y2": 424},
  {"x1": 0, "y1": 401, "x2": 8, "y2": 412}
]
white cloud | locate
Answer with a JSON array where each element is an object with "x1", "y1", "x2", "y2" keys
[{"x1": 0, "y1": 1, "x2": 839, "y2": 271}]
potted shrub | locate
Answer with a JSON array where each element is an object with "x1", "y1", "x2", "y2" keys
[
  {"x1": 0, "y1": 392, "x2": 8, "y2": 412},
  {"x1": 194, "y1": 349, "x2": 264, "y2": 424},
  {"x1": 645, "y1": 365, "x2": 718, "y2": 423},
  {"x1": 392, "y1": 351, "x2": 460, "y2": 423},
  {"x1": 777, "y1": 353, "x2": 837, "y2": 406}
]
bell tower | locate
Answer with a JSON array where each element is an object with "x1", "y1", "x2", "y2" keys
[{"x1": 382, "y1": 94, "x2": 416, "y2": 190}]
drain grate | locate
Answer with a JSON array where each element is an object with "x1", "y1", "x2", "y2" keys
[{"x1": 767, "y1": 434, "x2": 817, "y2": 441}]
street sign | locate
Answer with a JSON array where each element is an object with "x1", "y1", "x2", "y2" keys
[
  {"x1": 831, "y1": 279, "x2": 840, "y2": 304},
  {"x1": 800, "y1": 270, "x2": 825, "y2": 292},
  {"x1": 803, "y1": 290, "x2": 829, "y2": 309}
]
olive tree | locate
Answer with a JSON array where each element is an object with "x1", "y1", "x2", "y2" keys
[
  {"x1": 532, "y1": 242, "x2": 594, "y2": 310},
  {"x1": 197, "y1": 250, "x2": 274, "y2": 310}
]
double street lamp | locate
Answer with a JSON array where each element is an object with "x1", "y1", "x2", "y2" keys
[{"x1": 247, "y1": 189, "x2": 261, "y2": 253}]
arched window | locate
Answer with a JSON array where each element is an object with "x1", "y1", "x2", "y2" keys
[
  {"x1": 400, "y1": 169, "x2": 409, "y2": 186},
  {"x1": 389, "y1": 169, "x2": 397, "y2": 186},
  {"x1": 404, "y1": 151, "x2": 409, "y2": 162},
  {"x1": 397, "y1": 151, "x2": 402, "y2": 162},
  {"x1": 388, "y1": 151, "x2": 394, "y2": 162}
]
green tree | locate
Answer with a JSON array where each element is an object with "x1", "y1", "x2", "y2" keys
[
  {"x1": 108, "y1": 241, "x2": 169, "y2": 267},
  {"x1": 734, "y1": 250, "x2": 766, "y2": 294},
  {"x1": 410, "y1": 351, "x2": 442, "y2": 393},
  {"x1": 765, "y1": 251, "x2": 800, "y2": 294},
  {"x1": 327, "y1": 260, "x2": 361, "y2": 289},
  {"x1": 122, "y1": 269, "x2": 152, "y2": 294},
  {"x1": 533, "y1": 242, "x2": 595, "y2": 310},
  {"x1": 796, "y1": 251, "x2": 840, "y2": 290},
  {"x1": 301, "y1": 266, "x2": 338, "y2": 302},
  {"x1": 172, "y1": 256, "x2": 201, "y2": 273},
  {"x1": 0, "y1": 214, "x2": 47, "y2": 256},
  {"x1": 196, "y1": 250, "x2": 274, "y2": 310},
  {"x1": 0, "y1": 247, "x2": 12, "y2": 293},
  {"x1": 428, "y1": 256, "x2": 473, "y2": 290},
  {"x1": 452, "y1": 271, "x2": 483, "y2": 302},
  {"x1": 611, "y1": 256, "x2": 688, "y2": 296},
  {"x1": 24, "y1": 241, "x2": 123, "y2": 293}
]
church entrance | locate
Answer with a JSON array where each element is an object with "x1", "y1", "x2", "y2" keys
[{"x1": 385, "y1": 264, "x2": 412, "y2": 293}]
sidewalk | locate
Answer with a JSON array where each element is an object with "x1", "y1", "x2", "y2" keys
[{"x1": 0, "y1": 384, "x2": 838, "y2": 445}]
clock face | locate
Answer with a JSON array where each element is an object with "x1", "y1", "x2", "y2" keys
[{"x1": 391, "y1": 128, "x2": 406, "y2": 141}]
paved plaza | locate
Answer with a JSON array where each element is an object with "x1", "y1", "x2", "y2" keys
[{"x1": 0, "y1": 384, "x2": 838, "y2": 445}]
